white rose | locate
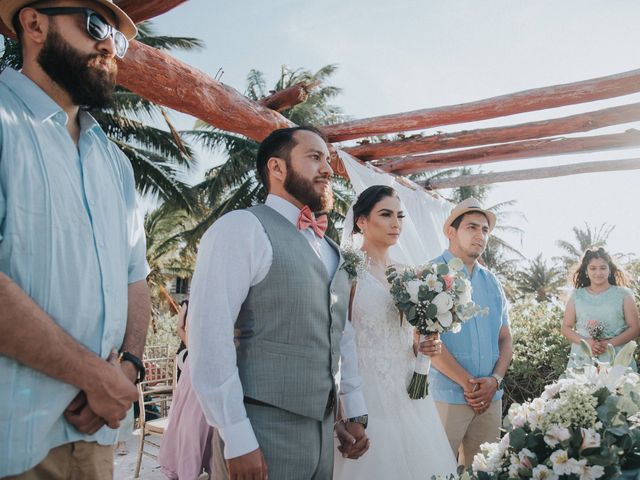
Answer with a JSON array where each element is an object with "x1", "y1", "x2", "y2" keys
[
  {"x1": 437, "y1": 311, "x2": 453, "y2": 328},
  {"x1": 448, "y1": 257, "x2": 464, "y2": 272},
  {"x1": 458, "y1": 288, "x2": 472, "y2": 305},
  {"x1": 405, "y1": 280, "x2": 422, "y2": 303},
  {"x1": 432, "y1": 291, "x2": 454, "y2": 314}
]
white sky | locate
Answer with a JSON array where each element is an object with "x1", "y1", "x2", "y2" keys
[{"x1": 152, "y1": 0, "x2": 640, "y2": 262}]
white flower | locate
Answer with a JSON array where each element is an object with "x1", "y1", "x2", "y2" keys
[
  {"x1": 544, "y1": 424, "x2": 571, "y2": 448},
  {"x1": 425, "y1": 274, "x2": 443, "y2": 293},
  {"x1": 458, "y1": 287, "x2": 472, "y2": 305},
  {"x1": 580, "y1": 464, "x2": 605, "y2": 480},
  {"x1": 550, "y1": 449, "x2": 578, "y2": 476},
  {"x1": 580, "y1": 428, "x2": 601, "y2": 450},
  {"x1": 532, "y1": 465, "x2": 558, "y2": 480},
  {"x1": 436, "y1": 311, "x2": 453, "y2": 328},
  {"x1": 406, "y1": 280, "x2": 422, "y2": 303},
  {"x1": 448, "y1": 257, "x2": 464, "y2": 272},
  {"x1": 432, "y1": 291, "x2": 454, "y2": 314},
  {"x1": 471, "y1": 452, "x2": 493, "y2": 473}
]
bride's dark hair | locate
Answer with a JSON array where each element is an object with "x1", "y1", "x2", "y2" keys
[{"x1": 352, "y1": 185, "x2": 399, "y2": 234}]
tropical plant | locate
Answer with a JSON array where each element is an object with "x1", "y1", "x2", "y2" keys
[
  {"x1": 183, "y1": 64, "x2": 351, "y2": 243},
  {"x1": 1, "y1": 23, "x2": 203, "y2": 209},
  {"x1": 514, "y1": 254, "x2": 566, "y2": 302},
  {"x1": 556, "y1": 223, "x2": 615, "y2": 272},
  {"x1": 145, "y1": 203, "x2": 197, "y2": 319}
]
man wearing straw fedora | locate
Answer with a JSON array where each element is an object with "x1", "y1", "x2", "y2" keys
[
  {"x1": 430, "y1": 197, "x2": 513, "y2": 467},
  {"x1": 0, "y1": 1, "x2": 150, "y2": 478}
]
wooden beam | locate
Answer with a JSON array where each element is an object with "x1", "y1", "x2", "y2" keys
[
  {"x1": 322, "y1": 68, "x2": 640, "y2": 142},
  {"x1": 117, "y1": 41, "x2": 295, "y2": 142},
  {"x1": 378, "y1": 130, "x2": 640, "y2": 174},
  {"x1": 1, "y1": 0, "x2": 187, "y2": 38},
  {"x1": 420, "y1": 158, "x2": 640, "y2": 189},
  {"x1": 344, "y1": 103, "x2": 640, "y2": 161},
  {"x1": 259, "y1": 81, "x2": 320, "y2": 112}
]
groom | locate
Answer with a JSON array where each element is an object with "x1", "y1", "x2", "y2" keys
[{"x1": 188, "y1": 126, "x2": 369, "y2": 479}]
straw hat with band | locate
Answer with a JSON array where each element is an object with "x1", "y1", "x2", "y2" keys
[
  {"x1": 0, "y1": 0, "x2": 137, "y2": 39},
  {"x1": 442, "y1": 197, "x2": 496, "y2": 236}
]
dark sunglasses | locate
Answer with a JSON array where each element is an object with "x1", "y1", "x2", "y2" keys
[{"x1": 36, "y1": 7, "x2": 128, "y2": 58}]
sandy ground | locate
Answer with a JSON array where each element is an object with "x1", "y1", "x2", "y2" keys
[{"x1": 113, "y1": 430, "x2": 208, "y2": 480}]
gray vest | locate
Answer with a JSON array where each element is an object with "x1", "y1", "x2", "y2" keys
[{"x1": 235, "y1": 205, "x2": 349, "y2": 421}]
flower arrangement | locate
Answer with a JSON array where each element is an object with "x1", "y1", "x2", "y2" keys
[
  {"x1": 437, "y1": 341, "x2": 640, "y2": 480},
  {"x1": 340, "y1": 245, "x2": 365, "y2": 282},
  {"x1": 386, "y1": 257, "x2": 487, "y2": 399},
  {"x1": 587, "y1": 319, "x2": 605, "y2": 341}
]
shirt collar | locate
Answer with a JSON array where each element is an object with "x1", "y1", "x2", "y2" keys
[
  {"x1": 0, "y1": 68, "x2": 106, "y2": 142},
  {"x1": 265, "y1": 194, "x2": 303, "y2": 227}
]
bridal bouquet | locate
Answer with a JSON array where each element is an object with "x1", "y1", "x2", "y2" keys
[
  {"x1": 386, "y1": 257, "x2": 487, "y2": 399},
  {"x1": 446, "y1": 341, "x2": 640, "y2": 480}
]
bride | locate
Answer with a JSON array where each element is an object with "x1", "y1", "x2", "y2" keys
[{"x1": 334, "y1": 185, "x2": 457, "y2": 479}]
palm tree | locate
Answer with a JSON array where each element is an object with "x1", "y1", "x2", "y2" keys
[
  {"x1": 555, "y1": 222, "x2": 614, "y2": 272},
  {"x1": 183, "y1": 64, "x2": 350, "y2": 242},
  {"x1": 515, "y1": 254, "x2": 566, "y2": 302},
  {"x1": 1, "y1": 23, "x2": 203, "y2": 209},
  {"x1": 145, "y1": 203, "x2": 197, "y2": 319}
]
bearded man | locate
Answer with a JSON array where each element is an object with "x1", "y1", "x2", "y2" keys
[
  {"x1": 188, "y1": 126, "x2": 370, "y2": 480},
  {"x1": 0, "y1": 1, "x2": 150, "y2": 478}
]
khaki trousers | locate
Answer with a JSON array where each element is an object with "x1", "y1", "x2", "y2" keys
[
  {"x1": 3, "y1": 441, "x2": 114, "y2": 480},
  {"x1": 435, "y1": 400, "x2": 502, "y2": 468}
]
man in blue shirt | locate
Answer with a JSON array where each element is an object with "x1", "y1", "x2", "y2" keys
[
  {"x1": 430, "y1": 197, "x2": 513, "y2": 467},
  {"x1": 0, "y1": 1, "x2": 150, "y2": 478}
]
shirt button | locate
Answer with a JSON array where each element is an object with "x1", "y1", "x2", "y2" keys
[{"x1": 331, "y1": 348, "x2": 336, "y2": 355}]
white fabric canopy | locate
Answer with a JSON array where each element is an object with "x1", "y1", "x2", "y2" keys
[{"x1": 339, "y1": 151, "x2": 452, "y2": 266}]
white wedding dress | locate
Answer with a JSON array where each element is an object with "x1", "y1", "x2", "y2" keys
[{"x1": 334, "y1": 270, "x2": 457, "y2": 479}]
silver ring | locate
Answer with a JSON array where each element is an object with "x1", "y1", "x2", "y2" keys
[{"x1": 480, "y1": 401, "x2": 485, "y2": 406}]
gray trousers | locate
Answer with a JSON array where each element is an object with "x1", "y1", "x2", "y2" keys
[{"x1": 211, "y1": 402, "x2": 334, "y2": 480}]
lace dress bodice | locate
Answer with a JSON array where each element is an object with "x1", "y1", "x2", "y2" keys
[{"x1": 351, "y1": 270, "x2": 415, "y2": 392}]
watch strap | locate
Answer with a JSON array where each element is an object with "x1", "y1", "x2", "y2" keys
[
  {"x1": 347, "y1": 414, "x2": 368, "y2": 429},
  {"x1": 119, "y1": 351, "x2": 145, "y2": 384},
  {"x1": 491, "y1": 373, "x2": 503, "y2": 388}
]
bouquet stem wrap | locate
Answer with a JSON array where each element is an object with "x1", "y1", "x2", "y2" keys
[{"x1": 407, "y1": 334, "x2": 432, "y2": 399}]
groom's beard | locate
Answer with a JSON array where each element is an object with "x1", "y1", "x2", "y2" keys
[{"x1": 284, "y1": 168, "x2": 334, "y2": 213}]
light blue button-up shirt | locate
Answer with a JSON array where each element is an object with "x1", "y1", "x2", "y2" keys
[
  {"x1": 429, "y1": 249, "x2": 509, "y2": 404},
  {"x1": 0, "y1": 68, "x2": 149, "y2": 476}
]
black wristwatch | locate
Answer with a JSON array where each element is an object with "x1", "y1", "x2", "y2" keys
[
  {"x1": 119, "y1": 351, "x2": 145, "y2": 384},
  {"x1": 347, "y1": 415, "x2": 368, "y2": 429}
]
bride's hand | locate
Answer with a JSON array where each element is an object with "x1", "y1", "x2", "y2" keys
[
  {"x1": 335, "y1": 421, "x2": 370, "y2": 459},
  {"x1": 418, "y1": 333, "x2": 442, "y2": 357}
]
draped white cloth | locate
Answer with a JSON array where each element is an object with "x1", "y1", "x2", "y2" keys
[{"x1": 338, "y1": 151, "x2": 451, "y2": 264}]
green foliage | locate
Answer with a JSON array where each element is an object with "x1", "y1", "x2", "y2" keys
[
  {"x1": 146, "y1": 311, "x2": 181, "y2": 350},
  {"x1": 503, "y1": 298, "x2": 570, "y2": 413},
  {"x1": 556, "y1": 222, "x2": 614, "y2": 273},
  {"x1": 514, "y1": 254, "x2": 566, "y2": 302}
]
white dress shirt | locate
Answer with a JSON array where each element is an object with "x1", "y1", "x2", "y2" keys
[{"x1": 188, "y1": 194, "x2": 367, "y2": 459}]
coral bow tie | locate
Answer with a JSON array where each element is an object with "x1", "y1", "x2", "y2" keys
[{"x1": 296, "y1": 205, "x2": 328, "y2": 239}]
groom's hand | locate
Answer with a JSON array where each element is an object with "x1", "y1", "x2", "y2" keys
[
  {"x1": 336, "y1": 421, "x2": 370, "y2": 459},
  {"x1": 226, "y1": 447, "x2": 268, "y2": 480}
]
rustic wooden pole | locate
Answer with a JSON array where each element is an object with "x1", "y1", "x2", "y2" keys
[
  {"x1": 344, "y1": 103, "x2": 640, "y2": 161},
  {"x1": 378, "y1": 130, "x2": 640, "y2": 174},
  {"x1": 117, "y1": 41, "x2": 295, "y2": 142},
  {"x1": 322, "y1": 68, "x2": 640, "y2": 142},
  {"x1": 259, "y1": 81, "x2": 320, "y2": 112},
  {"x1": 420, "y1": 158, "x2": 640, "y2": 189}
]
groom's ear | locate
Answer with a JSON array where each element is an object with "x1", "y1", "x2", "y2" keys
[{"x1": 266, "y1": 156, "x2": 287, "y2": 186}]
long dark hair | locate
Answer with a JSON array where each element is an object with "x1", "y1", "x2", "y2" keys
[
  {"x1": 352, "y1": 185, "x2": 399, "y2": 234},
  {"x1": 573, "y1": 247, "x2": 629, "y2": 288}
]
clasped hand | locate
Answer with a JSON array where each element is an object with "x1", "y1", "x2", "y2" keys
[
  {"x1": 335, "y1": 421, "x2": 370, "y2": 459},
  {"x1": 464, "y1": 376, "x2": 498, "y2": 415},
  {"x1": 64, "y1": 349, "x2": 138, "y2": 434}
]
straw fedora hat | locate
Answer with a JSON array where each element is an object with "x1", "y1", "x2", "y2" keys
[
  {"x1": 442, "y1": 197, "x2": 496, "y2": 235},
  {"x1": 0, "y1": 0, "x2": 137, "y2": 39}
]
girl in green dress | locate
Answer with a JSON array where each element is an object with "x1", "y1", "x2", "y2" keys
[{"x1": 561, "y1": 247, "x2": 640, "y2": 370}]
